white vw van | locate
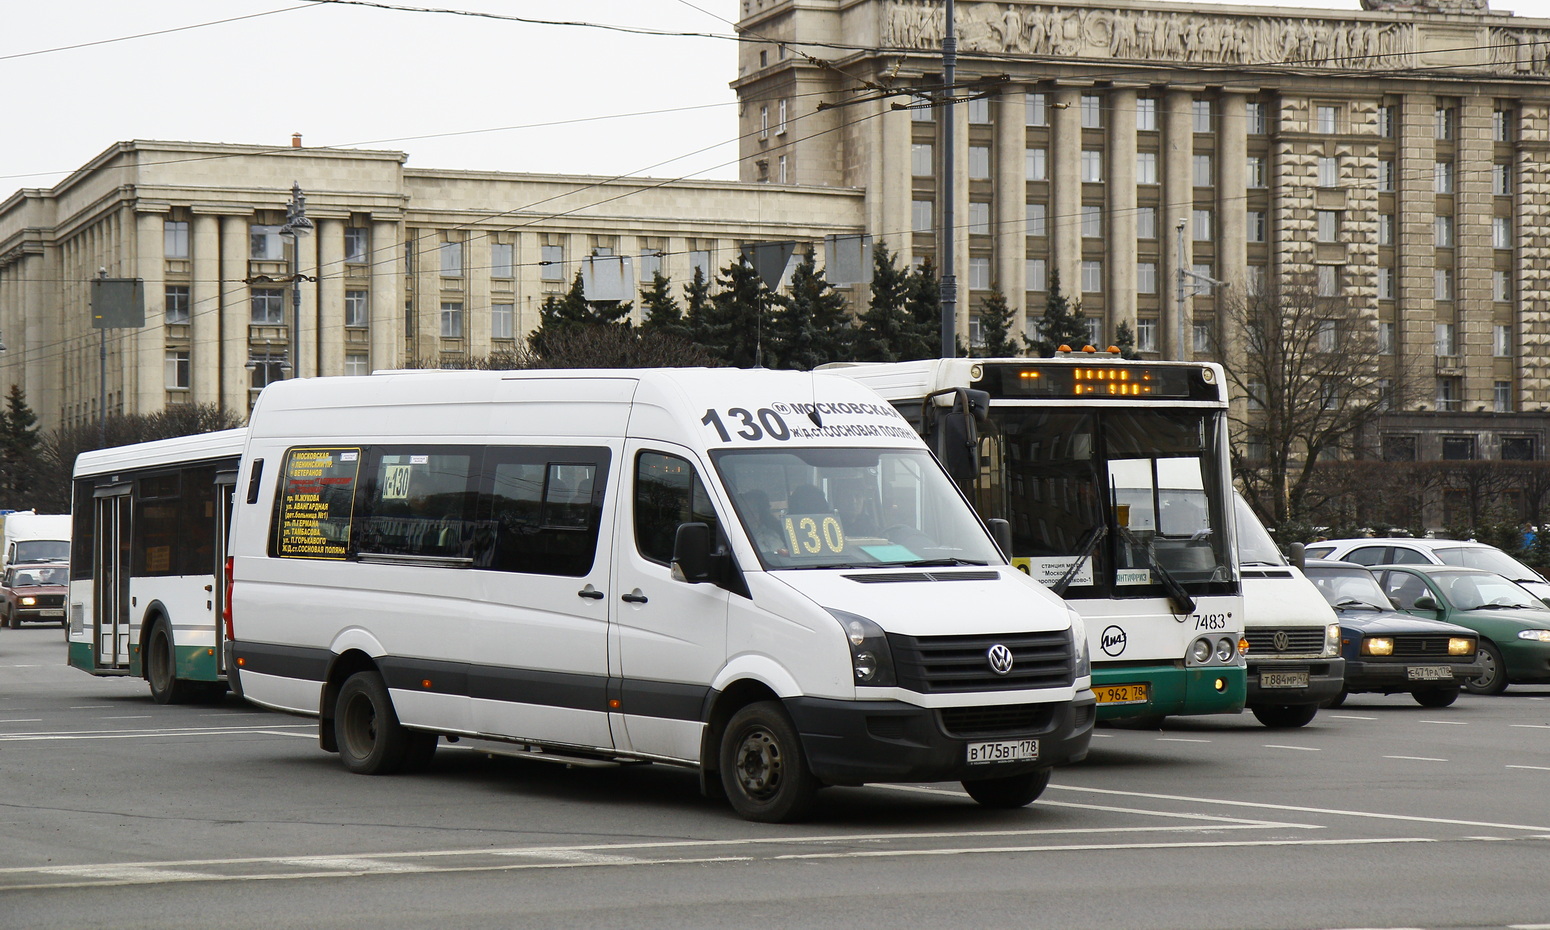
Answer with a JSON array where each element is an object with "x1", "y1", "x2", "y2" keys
[{"x1": 227, "y1": 368, "x2": 1094, "y2": 821}]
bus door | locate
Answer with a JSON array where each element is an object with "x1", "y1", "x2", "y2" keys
[
  {"x1": 92, "y1": 486, "x2": 132, "y2": 670},
  {"x1": 213, "y1": 471, "x2": 237, "y2": 675}
]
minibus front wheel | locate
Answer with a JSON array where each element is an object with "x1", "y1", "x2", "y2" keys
[
  {"x1": 719, "y1": 701, "x2": 818, "y2": 823},
  {"x1": 961, "y1": 768, "x2": 1051, "y2": 809},
  {"x1": 336, "y1": 670, "x2": 435, "y2": 775}
]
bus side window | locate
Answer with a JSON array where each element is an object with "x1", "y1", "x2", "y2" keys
[
  {"x1": 246, "y1": 459, "x2": 264, "y2": 505},
  {"x1": 634, "y1": 451, "x2": 719, "y2": 566}
]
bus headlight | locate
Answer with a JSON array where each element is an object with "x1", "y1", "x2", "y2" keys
[
  {"x1": 1214, "y1": 637, "x2": 1236, "y2": 663},
  {"x1": 827, "y1": 609, "x2": 897, "y2": 688},
  {"x1": 1324, "y1": 623, "x2": 1342, "y2": 658},
  {"x1": 1191, "y1": 638, "x2": 1213, "y2": 663},
  {"x1": 1068, "y1": 607, "x2": 1091, "y2": 679}
]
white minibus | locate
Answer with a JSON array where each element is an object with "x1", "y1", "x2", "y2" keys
[{"x1": 227, "y1": 368, "x2": 1094, "y2": 822}]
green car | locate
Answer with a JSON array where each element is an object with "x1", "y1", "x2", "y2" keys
[{"x1": 1373, "y1": 564, "x2": 1550, "y2": 695}]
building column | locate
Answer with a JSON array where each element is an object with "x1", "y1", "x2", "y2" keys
[
  {"x1": 135, "y1": 211, "x2": 165, "y2": 415},
  {"x1": 950, "y1": 96, "x2": 971, "y2": 343},
  {"x1": 467, "y1": 232, "x2": 493, "y2": 355},
  {"x1": 1457, "y1": 96, "x2": 1495, "y2": 408},
  {"x1": 370, "y1": 219, "x2": 402, "y2": 370},
  {"x1": 995, "y1": 89, "x2": 1027, "y2": 340},
  {"x1": 220, "y1": 215, "x2": 251, "y2": 415},
  {"x1": 191, "y1": 212, "x2": 221, "y2": 406},
  {"x1": 1108, "y1": 87, "x2": 1139, "y2": 345},
  {"x1": 296, "y1": 221, "x2": 319, "y2": 379},
  {"x1": 1050, "y1": 86, "x2": 1082, "y2": 297},
  {"x1": 1162, "y1": 89, "x2": 1196, "y2": 360},
  {"x1": 316, "y1": 217, "x2": 346, "y2": 377},
  {"x1": 879, "y1": 97, "x2": 913, "y2": 266},
  {"x1": 1398, "y1": 94, "x2": 1437, "y2": 402}
]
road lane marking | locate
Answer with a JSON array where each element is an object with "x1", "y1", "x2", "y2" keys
[
  {"x1": 1156, "y1": 738, "x2": 1210, "y2": 743},
  {"x1": 0, "y1": 724, "x2": 312, "y2": 742},
  {"x1": 1510, "y1": 724, "x2": 1550, "y2": 729},
  {"x1": 1419, "y1": 720, "x2": 1467, "y2": 725},
  {"x1": 1507, "y1": 765, "x2": 1550, "y2": 772},
  {"x1": 1384, "y1": 756, "x2": 1447, "y2": 762},
  {"x1": 0, "y1": 719, "x2": 43, "y2": 723},
  {"x1": 1264, "y1": 745, "x2": 1320, "y2": 751},
  {"x1": 1328, "y1": 714, "x2": 1377, "y2": 720},
  {"x1": 877, "y1": 785, "x2": 1314, "y2": 828}
]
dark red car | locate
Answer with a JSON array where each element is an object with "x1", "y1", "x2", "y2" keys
[{"x1": 2, "y1": 562, "x2": 68, "y2": 628}]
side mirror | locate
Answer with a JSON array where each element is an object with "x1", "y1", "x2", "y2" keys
[
  {"x1": 1288, "y1": 542, "x2": 1306, "y2": 570},
  {"x1": 988, "y1": 518, "x2": 1013, "y2": 560},
  {"x1": 671, "y1": 522, "x2": 714, "y2": 583},
  {"x1": 1412, "y1": 594, "x2": 1439, "y2": 611},
  {"x1": 924, "y1": 388, "x2": 987, "y2": 482}
]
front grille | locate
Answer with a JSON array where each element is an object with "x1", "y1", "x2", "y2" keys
[
  {"x1": 24, "y1": 593, "x2": 65, "y2": 608},
  {"x1": 1391, "y1": 634, "x2": 1468, "y2": 659},
  {"x1": 1245, "y1": 628, "x2": 1326, "y2": 656},
  {"x1": 939, "y1": 703, "x2": 1054, "y2": 738},
  {"x1": 889, "y1": 631, "x2": 1074, "y2": 693}
]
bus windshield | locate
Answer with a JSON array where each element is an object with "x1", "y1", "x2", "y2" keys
[
  {"x1": 985, "y1": 408, "x2": 1232, "y2": 595},
  {"x1": 712, "y1": 447, "x2": 1002, "y2": 570}
]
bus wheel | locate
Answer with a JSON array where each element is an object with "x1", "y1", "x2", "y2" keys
[
  {"x1": 962, "y1": 768, "x2": 1051, "y2": 809},
  {"x1": 1250, "y1": 703, "x2": 1318, "y2": 728},
  {"x1": 719, "y1": 702, "x2": 817, "y2": 823},
  {"x1": 146, "y1": 622, "x2": 191, "y2": 705},
  {"x1": 336, "y1": 671, "x2": 412, "y2": 775}
]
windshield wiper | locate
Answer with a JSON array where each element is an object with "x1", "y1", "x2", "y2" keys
[
  {"x1": 1115, "y1": 524, "x2": 1197, "y2": 615},
  {"x1": 896, "y1": 558, "x2": 989, "y2": 567},
  {"x1": 1052, "y1": 525, "x2": 1106, "y2": 597},
  {"x1": 1334, "y1": 597, "x2": 1382, "y2": 611}
]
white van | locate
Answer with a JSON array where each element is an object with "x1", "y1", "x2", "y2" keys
[
  {"x1": 1, "y1": 511, "x2": 71, "y2": 571},
  {"x1": 227, "y1": 369, "x2": 1094, "y2": 822}
]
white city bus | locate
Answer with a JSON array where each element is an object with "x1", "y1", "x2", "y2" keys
[
  {"x1": 225, "y1": 368, "x2": 1095, "y2": 822},
  {"x1": 67, "y1": 429, "x2": 246, "y2": 703},
  {"x1": 824, "y1": 355, "x2": 1248, "y2": 723}
]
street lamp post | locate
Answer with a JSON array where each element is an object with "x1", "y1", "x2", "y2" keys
[{"x1": 280, "y1": 181, "x2": 313, "y2": 378}]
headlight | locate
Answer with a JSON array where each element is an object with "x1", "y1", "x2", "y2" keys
[
  {"x1": 1067, "y1": 607, "x2": 1090, "y2": 679},
  {"x1": 1214, "y1": 637, "x2": 1236, "y2": 663},
  {"x1": 1362, "y1": 636, "x2": 1394, "y2": 656},
  {"x1": 1324, "y1": 623, "x2": 1342, "y2": 658},
  {"x1": 19, "y1": 596, "x2": 36, "y2": 606},
  {"x1": 1517, "y1": 629, "x2": 1550, "y2": 643},
  {"x1": 1191, "y1": 638, "x2": 1213, "y2": 663},
  {"x1": 827, "y1": 609, "x2": 897, "y2": 688},
  {"x1": 1448, "y1": 637, "x2": 1475, "y2": 655}
]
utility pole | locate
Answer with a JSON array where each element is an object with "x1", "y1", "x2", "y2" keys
[
  {"x1": 939, "y1": 0, "x2": 957, "y2": 359},
  {"x1": 1175, "y1": 218, "x2": 1227, "y2": 360},
  {"x1": 280, "y1": 182, "x2": 313, "y2": 377}
]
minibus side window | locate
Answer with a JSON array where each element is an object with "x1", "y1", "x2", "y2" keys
[
  {"x1": 357, "y1": 447, "x2": 481, "y2": 559},
  {"x1": 635, "y1": 452, "x2": 719, "y2": 566},
  {"x1": 478, "y1": 447, "x2": 609, "y2": 577}
]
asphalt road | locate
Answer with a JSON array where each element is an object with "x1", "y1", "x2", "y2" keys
[{"x1": 3, "y1": 623, "x2": 1548, "y2": 930}]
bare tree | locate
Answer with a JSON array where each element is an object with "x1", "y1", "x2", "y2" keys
[{"x1": 1217, "y1": 276, "x2": 1420, "y2": 525}]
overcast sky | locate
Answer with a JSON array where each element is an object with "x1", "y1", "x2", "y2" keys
[{"x1": 3, "y1": 0, "x2": 1549, "y2": 197}]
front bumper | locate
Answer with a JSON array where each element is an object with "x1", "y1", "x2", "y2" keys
[
  {"x1": 785, "y1": 691, "x2": 1096, "y2": 786},
  {"x1": 12, "y1": 606, "x2": 67, "y2": 624},
  {"x1": 1093, "y1": 664, "x2": 1247, "y2": 721},
  {"x1": 1246, "y1": 658, "x2": 1346, "y2": 707},
  {"x1": 1343, "y1": 658, "x2": 1483, "y2": 694}
]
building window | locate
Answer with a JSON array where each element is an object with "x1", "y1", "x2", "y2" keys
[
  {"x1": 164, "y1": 220, "x2": 189, "y2": 259},
  {"x1": 1026, "y1": 202, "x2": 1046, "y2": 237},
  {"x1": 1436, "y1": 322, "x2": 1457, "y2": 356},
  {"x1": 1377, "y1": 105, "x2": 1395, "y2": 138},
  {"x1": 1494, "y1": 323, "x2": 1513, "y2": 357},
  {"x1": 1494, "y1": 164, "x2": 1512, "y2": 196},
  {"x1": 249, "y1": 357, "x2": 285, "y2": 392},
  {"x1": 345, "y1": 353, "x2": 369, "y2": 377},
  {"x1": 1379, "y1": 214, "x2": 1395, "y2": 246},
  {"x1": 1025, "y1": 147, "x2": 1046, "y2": 181},
  {"x1": 1136, "y1": 151, "x2": 1158, "y2": 185},
  {"x1": 690, "y1": 249, "x2": 713, "y2": 279},
  {"x1": 1316, "y1": 105, "x2": 1340, "y2": 134},
  {"x1": 639, "y1": 248, "x2": 662, "y2": 280},
  {"x1": 1138, "y1": 261, "x2": 1157, "y2": 294},
  {"x1": 1137, "y1": 206, "x2": 1157, "y2": 240},
  {"x1": 1379, "y1": 321, "x2": 1395, "y2": 354},
  {"x1": 1494, "y1": 108, "x2": 1512, "y2": 142},
  {"x1": 905, "y1": 142, "x2": 930, "y2": 177},
  {"x1": 1434, "y1": 161, "x2": 1454, "y2": 194},
  {"x1": 1494, "y1": 216, "x2": 1512, "y2": 250},
  {"x1": 910, "y1": 98, "x2": 932, "y2": 122},
  {"x1": 1193, "y1": 263, "x2": 1215, "y2": 295},
  {"x1": 912, "y1": 199, "x2": 933, "y2": 232},
  {"x1": 250, "y1": 288, "x2": 284, "y2": 325},
  {"x1": 759, "y1": 104, "x2": 769, "y2": 139},
  {"x1": 1316, "y1": 320, "x2": 1337, "y2": 353},
  {"x1": 778, "y1": 97, "x2": 787, "y2": 134},
  {"x1": 969, "y1": 201, "x2": 991, "y2": 235},
  {"x1": 1318, "y1": 156, "x2": 1338, "y2": 188},
  {"x1": 1246, "y1": 101, "x2": 1266, "y2": 135},
  {"x1": 1081, "y1": 204, "x2": 1102, "y2": 238},
  {"x1": 967, "y1": 96, "x2": 990, "y2": 124},
  {"x1": 968, "y1": 145, "x2": 990, "y2": 180},
  {"x1": 250, "y1": 225, "x2": 284, "y2": 260},
  {"x1": 1081, "y1": 260, "x2": 1103, "y2": 293},
  {"x1": 492, "y1": 302, "x2": 514, "y2": 340},
  {"x1": 1378, "y1": 267, "x2": 1395, "y2": 300},
  {"x1": 1248, "y1": 210, "x2": 1266, "y2": 243},
  {"x1": 1503, "y1": 436, "x2": 1534, "y2": 460},
  {"x1": 440, "y1": 301, "x2": 464, "y2": 338},
  {"x1": 1026, "y1": 94, "x2": 1047, "y2": 127},
  {"x1": 1086, "y1": 318, "x2": 1103, "y2": 348},
  {"x1": 968, "y1": 256, "x2": 991, "y2": 290},
  {"x1": 540, "y1": 244, "x2": 565, "y2": 281},
  {"x1": 345, "y1": 227, "x2": 368, "y2": 264},
  {"x1": 1435, "y1": 106, "x2": 1455, "y2": 141},
  {"x1": 1247, "y1": 156, "x2": 1266, "y2": 189},
  {"x1": 1081, "y1": 95, "x2": 1102, "y2": 128},
  {"x1": 1494, "y1": 270, "x2": 1512, "y2": 303},
  {"x1": 1081, "y1": 149, "x2": 1103, "y2": 182},
  {"x1": 1434, "y1": 268, "x2": 1454, "y2": 301},
  {"x1": 344, "y1": 290, "x2": 368, "y2": 327},
  {"x1": 1383, "y1": 435, "x2": 1418, "y2": 461},
  {"x1": 1137, "y1": 319, "x2": 1157, "y2": 353},
  {"x1": 1316, "y1": 265, "x2": 1338, "y2": 297},
  {"x1": 1192, "y1": 99, "x2": 1212, "y2": 133},
  {"x1": 1434, "y1": 215, "x2": 1454, "y2": 248},
  {"x1": 1443, "y1": 436, "x2": 1476, "y2": 460},
  {"x1": 165, "y1": 350, "x2": 189, "y2": 390},
  {"x1": 440, "y1": 240, "x2": 463, "y2": 277},
  {"x1": 1246, "y1": 265, "x2": 1267, "y2": 296},
  {"x1": 491, "y1": 242, "x2": 514, "y2": 278},
  {"x1": 1378, "y1": 160, "x2": 1395, "y2": 192},
  {"x1": 1194, "y1": 322, "x2": 1213, "y2": 354},
  {"x1": 1137, "y1": 98, "x2": 1157, "y2": 131},
  {"x1": 1192, "y1": 154, "x2": 1212, "y2": 187},
  {"x1": 1317, "y1": 210, "x2": 1339, "y2": 242},
  {"x1": 1192, "y1": 209, "x2": 1212, "y2": 242},
  {"x1": 165, "y1": 286, "x2": 190, "y2": 324},
  {"x1": 1436, "y1": 378, "x2": 1461, "y2": 412},
  {"x1": 778, "y1": 155, "x2": 788, "y2": 184},
  {"x1": 1026, "y1": 258, "x2": 1047, "y2": 291}
]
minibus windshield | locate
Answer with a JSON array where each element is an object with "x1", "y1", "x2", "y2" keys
[{"x1": 713, "y1": 447, "x2": 1003, "y2": 570}]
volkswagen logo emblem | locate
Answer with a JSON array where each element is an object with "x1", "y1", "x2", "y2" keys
[
  {"x1": 1273, "y1": 630, "x2": 1291, "y2": 652},
  {"x1": 987, "y1": 644, "x2": 1015, "y2": 676}
]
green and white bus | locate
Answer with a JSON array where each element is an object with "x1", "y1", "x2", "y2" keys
[
  {"x1": 825, "y1": 354, "x2": 1247, "y2": 722},
  {"x1": 67, "y1": 429, "x2": 246, "y2": 703}
]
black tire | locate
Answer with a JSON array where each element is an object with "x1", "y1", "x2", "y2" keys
[
  {"x1": 1251, "y1": 703, "x2": 1319, "y2": 728},
  {"x1": 335, "y1": 671, "x2": 413, "y2": 775},
  {"x1": 1413, "y1": 688, "x2": 1460, "y2": 708},
  {"x1": 1323, "y1": 690, "x2": 1348, "y2": 709},
  {"x1": 1463, "y1": 641, "x2": 1509, "y2": 696},
  {"x1": 146, "y1": 622, "x2": 191, "y2": 705},
  {"x1": 962, "y1": 767, "x2": 1052, "y2": 809},
  {"x1": 402, "y1": 731, "x2": 439, "y2": 772},
  {"x1": 719, "y1": 701, "x2": 818, "y2": 823}
]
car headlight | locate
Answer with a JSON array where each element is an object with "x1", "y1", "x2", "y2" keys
[
  {"x1": 1324, "y1": 623, "x2": 1341, "y2": 658},
  {"x1": 1448, "y1": 637, "x2": 1475, "y2": 656},
  {"x1": 827, "y1": 609, "x2": 897, "y2": 688},
  {"x1": 19, "y1": 596, "x2": 36, "y2": 606},
  {"x1": 1067, "y1": 607, "x2": 1090, "y2": 679},
  {"x1": 1362, "y1": 636, "x2": 1394, "y2": 656},
  {"x1": 1517, "y1": 629, "x2": 1550, "y2": 643}
]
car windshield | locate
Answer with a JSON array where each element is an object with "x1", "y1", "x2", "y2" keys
[
  {"x1": 13, "y1": 540, "x2": 68, "y2": 563},
  {"x1": 712, "y1": 447, "x2": 1002, "y2": 570},
  {"x1": 1434, "y1": 546, "x2": 1544, "y2": 584},
  {"x1": 1437, "y1": 571, "x2": 1544, "y2": 611},
  {"x1": 1307, "y1": 566, "x2": 1389, "y2": 610},
  {"x1": 1233, "y1": 493, "x2": 1285, "y2": 566}
]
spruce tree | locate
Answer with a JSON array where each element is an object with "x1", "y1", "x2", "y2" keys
[
  {"x1": 682, "y1": 266, "x2": 712, "y2": 345},
  {"x1": 974, "y1": 287, "x2": 1023, "y2": 358},
  {"x1": 700, "y1": 257, "x2": 772, "y2": 368},
  {"x1": 853, "y1": 242, "x2": 913, "y2": 362},
  {"x1": 903, "y1": 257, "x2": 943, "y2": 360},
  {"x1": 1115, "y1": 320, "x2": 1139, "y2": 359},
  {"x1": 640, "y1": 271, "x2": 689, "y2": 341},
  {"x1": 0, "y1": 384, "x2": 40, "y2": 500},
  {"x1": 769, "y1": 251, "x2": 853, "y2": 370},
  {"x1": 1031, "y1": 268, "x2": 1089, "y2": 357},
  {"x1": 528, "y1": 269, "x2": 632, "y2": 357}
]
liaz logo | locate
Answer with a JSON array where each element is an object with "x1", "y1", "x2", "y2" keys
[{"x1": 1100, "y1": 625, "x2": 1128, "y2": 657}]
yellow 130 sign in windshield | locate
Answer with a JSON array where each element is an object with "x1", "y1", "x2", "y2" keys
[{"x1": 783, "y1": 513, "x2": 845, "y2": 556}]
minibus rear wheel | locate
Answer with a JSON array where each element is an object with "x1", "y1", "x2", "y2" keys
[
  {"x1": 962, "y1": 768, "x2": 1051, "y2": 808},
  {"x1": 336, "y1": 670, "x2": 416, "y2": 775},
  {"x1": 719, "y1": 701, "x2": 818, "y2": 823}
]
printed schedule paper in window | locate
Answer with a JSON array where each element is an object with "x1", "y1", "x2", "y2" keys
[{"x1": 276, "y1": 448, "x2": 361, "y2": 559}]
